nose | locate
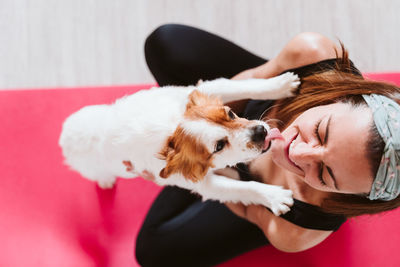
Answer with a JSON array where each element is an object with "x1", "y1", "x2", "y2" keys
[
  {"x1": 290, "y1": 142, "x2": 322, "y2": 164},
  {"x1": 251, "y1": 125, "x2": 267, "y2": 142}
]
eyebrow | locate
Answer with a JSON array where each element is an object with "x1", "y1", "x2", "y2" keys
[{"x1": 324, "y1": 116, "x2": 340, "y2": 191}]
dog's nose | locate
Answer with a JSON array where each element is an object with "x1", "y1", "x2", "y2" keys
[{"x1": 251, "y1": 125, "x2": 267, "y2": 142}]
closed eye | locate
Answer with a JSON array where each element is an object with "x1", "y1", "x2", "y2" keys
[
  {"x1": 314, "y1": 116, "x2": 337, "y2": 190},
  {"x1": 318, "y1": 162, "x2": 327, "y2": 186},
  {"x1": 314, "y1": 119, "x2": 323, "y2": 144},
  {"x1": 314, "y1": 118, "x2": 326, "y2": 186}
]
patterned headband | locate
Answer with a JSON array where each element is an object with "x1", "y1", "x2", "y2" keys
[{"x1": 362, "y1": 94, "x2": 400, "y2": 201}]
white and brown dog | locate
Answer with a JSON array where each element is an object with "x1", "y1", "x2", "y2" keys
[{"x1": 59, "y1": 73, "x2": 299, "y2": 215}]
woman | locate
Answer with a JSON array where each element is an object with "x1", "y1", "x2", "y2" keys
[{"x1": 135, "y1": 24, "x2": 400, "y2": 266}]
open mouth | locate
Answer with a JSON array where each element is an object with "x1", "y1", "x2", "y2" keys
[{"x1": 285, "y1": 133, "x2": 302, "y2": 170}]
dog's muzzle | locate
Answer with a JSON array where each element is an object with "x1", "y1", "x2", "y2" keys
[{"x1": 251, "y1": 125, "x2": 268, "y2": 143}]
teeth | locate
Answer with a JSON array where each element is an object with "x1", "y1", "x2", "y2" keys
[{"x1": 289, "y1": 140, "x2": 295, "y2": 152}]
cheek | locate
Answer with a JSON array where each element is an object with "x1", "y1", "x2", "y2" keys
[
  {"x1": 303, "y1": 175, "x2": 324, "y2": 191},
  {"x1": 290, "y1": 109, "x2": 318, "y2": 128},
  {"x1": 304, "y1": 175, "x2": 336, "y2": 192},
  {"x1": 304, "y1": 175, "x2": 320, "y2": 188}
]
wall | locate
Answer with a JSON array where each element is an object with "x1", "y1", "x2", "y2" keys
[{"x1": 0, "y1": 0, "x2": 399, "y2": 89}]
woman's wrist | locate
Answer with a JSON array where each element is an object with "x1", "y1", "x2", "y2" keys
[
  {"x1": 232, "y1": 58, "x2": 282, "y2": 80},
  {"x1": 251, "y1": 58, "x2": 283, "y2": 78},
  {"x1": 231, "y1": 67, "x2": 257, "y2": 80}
]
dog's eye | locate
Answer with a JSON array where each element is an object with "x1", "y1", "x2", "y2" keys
[
  {"x1": 228, "y1": 109, "x2": 236, "y2": 120},
  {"x1": 214, "y1": 139, "x2": 226, "y2": 152}
]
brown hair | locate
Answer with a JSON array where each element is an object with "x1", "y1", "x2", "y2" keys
[{"x1": 269, "y1": 45, "x2": 400, "y2": 217}]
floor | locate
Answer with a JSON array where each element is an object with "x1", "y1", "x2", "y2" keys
[{"x1": 0, "y1": 0, "x2": 399, "y2": 89}]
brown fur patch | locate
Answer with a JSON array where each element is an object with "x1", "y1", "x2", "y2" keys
[
  {"x1": 185, "y1": 90, "x2": 246, "y2": 129},
  {"x1": 246, "y1": 142, "x2": 256, "y2": 149},
  {"x1": 158, "y1": 126, "x2": 214, "y2": 182}
]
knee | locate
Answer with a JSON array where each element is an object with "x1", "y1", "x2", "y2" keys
[
  {"x1": 286, "y1": 32, "x2": 340, "y2": 63},
  {"x1": 135, "y1": 227, "x2": 166, "y2": 267},
  {"x1": 135, "y1": 229, "x2": 152, "y2": 266},
  {"x1": 144, "y1": 24, "x2": 181, "y2": 64},
  {"x1": 135, "y1": 244, "x2": 147, "y2": 266},
  {"x1": 145, "y1": 24, "x2": 173, "y2": 51}
]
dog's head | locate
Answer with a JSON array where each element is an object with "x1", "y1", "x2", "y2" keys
[{"x1": 158, "y1": 90, "x2": 272, "y2": 182}]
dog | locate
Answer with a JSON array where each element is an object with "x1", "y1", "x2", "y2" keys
[{"x1": 59, "y1": 73, "x2": 299, "y2": 215}]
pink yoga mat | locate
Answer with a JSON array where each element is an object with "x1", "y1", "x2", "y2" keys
[{"x1": 0, "y1": 76, "x2": 399, "y2": 267}]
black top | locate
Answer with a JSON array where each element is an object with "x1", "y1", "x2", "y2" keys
[
  {"x1": 235, "y1": 163, "x2": 346, "y2": 231},
  {"x1": 237, "y1": 58, "x2": 363, "y2": 231}
]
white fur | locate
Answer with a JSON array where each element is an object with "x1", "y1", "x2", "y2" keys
[{"x1": 59, "y1": 72, "x2": 300, "y2": 215}]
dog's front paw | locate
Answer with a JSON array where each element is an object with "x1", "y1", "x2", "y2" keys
[
  {"x1": 269, "y1": 188, "x2": 293, "y2": 216},
  {"x1": 258, "y1": 186, "x2": 294, "y2": 216},
  {"x1": 272, "y1": 72, "x2": 301, "y2": 98}
]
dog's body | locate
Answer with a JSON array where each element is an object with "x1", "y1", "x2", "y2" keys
[{"x1": 59, "y1": 73, "x2": 299, "y2": 215}]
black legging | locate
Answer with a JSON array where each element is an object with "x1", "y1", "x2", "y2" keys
[
  {"x1": 144, "y1": 24, "x2": 267, "y2": 86},
  {"x1": 136, "y1": 24, "x2": 270, "y2": 267}
]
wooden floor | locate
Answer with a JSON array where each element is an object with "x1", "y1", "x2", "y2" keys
[{"x1": 0, "y1": 0, "x2": 399, "y2": 89}]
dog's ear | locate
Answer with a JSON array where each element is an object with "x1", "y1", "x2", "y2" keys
[
  {"x1": 158, "y1": 127, "x2": 214, "y2": 182},
  {"x1": 159, "y1": 154, "x2": 176, "y2": 179},
  {"x1": 158, "y1": 136, "x2": 176, "y2": 178},
  {"x1": 187, "y1": 90, "x2": 222, "y2": 109}
]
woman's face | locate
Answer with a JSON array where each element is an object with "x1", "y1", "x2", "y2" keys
[{"x1": 270, "y1": 102, "x2": 374, "y2": 195}]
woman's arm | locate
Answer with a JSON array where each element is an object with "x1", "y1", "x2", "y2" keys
[
  {"x1": 228, "y1": 32, "x2": 340, "y2": 113},
  {"x1": 226, "y1": 202, "x2": 333, "y2": 252},
  {"x1": 233, "y1": 32, "x2": 340, "y2": 80}
]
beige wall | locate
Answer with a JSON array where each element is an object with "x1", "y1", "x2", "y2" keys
[{"x1": 0, "y1": 0, "x2": 399, "y2": 89}]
